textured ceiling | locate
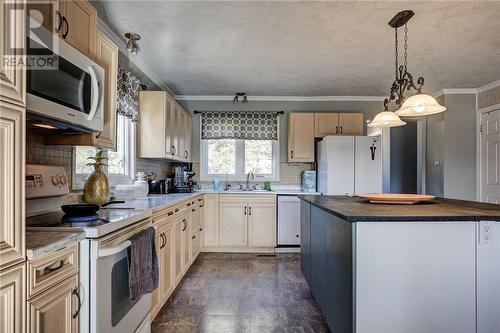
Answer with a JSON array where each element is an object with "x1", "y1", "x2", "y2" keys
[{"x1": 93, "y1": 1, "x2": 500, "y2": 96}]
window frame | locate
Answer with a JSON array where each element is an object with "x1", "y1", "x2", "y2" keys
[
  {"x1": 200, "y1": 138, "x2": 280, "y2": 182},
  {"x1": 72, "y1": 115, "x2": 136, "y2": 189}
]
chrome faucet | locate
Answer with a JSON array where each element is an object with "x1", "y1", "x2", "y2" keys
[{"x1": 246, "y1": 171, "x2": 254, "y2": 190}]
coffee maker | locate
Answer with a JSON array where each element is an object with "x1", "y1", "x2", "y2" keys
[{"x1": 170, "y1": 164, "x2": 196, "y2": 193}]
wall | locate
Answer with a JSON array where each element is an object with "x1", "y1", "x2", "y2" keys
[
  {"x1": 478, "y1": 85, "x2": 500, "y2": 109},
  {"x1": 425, "y1": 93, "x2": 476, "y2": 200}
]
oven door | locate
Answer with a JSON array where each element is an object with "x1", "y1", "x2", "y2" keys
[
  {"x1": 26, "y1": 34, "x2": 104, "y2": 132},
  {"x1": 92, "y1": 240, "x2": 151, "y2": 333}
]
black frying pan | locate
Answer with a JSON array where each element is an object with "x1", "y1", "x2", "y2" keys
[{"x1": 61, "y1": 201, "x2": 125, "y2": 216}]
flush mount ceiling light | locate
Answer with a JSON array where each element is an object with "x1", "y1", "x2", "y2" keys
[
  {"x1": 125, "y1": 32, "x2": 141, "y2": 55},
  {"x1": 369, "y1": 10, "x2": 446, "y2": 128},
  {"x1": 233, "y1": 92, "x2": 247, "y2": 104}
]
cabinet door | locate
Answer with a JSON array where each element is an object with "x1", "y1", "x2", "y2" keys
[
  {"x1": 203, "y1": 194, "x2": 219, "y2": 247},
  {"x1": 248, "y1": 203, "x2": 276, "y2": 247},
  {"x1": 339, "y1": 113, "x2": 363, "y2": 136},
  {"x1": 170, "y1": 104, "x2": 179, "y2": 159},
  {"x1": 184, "y1": 111, "x2": 192, "y2": 162},
  {"x1": 0, "y1": 101, "x2": 25, "y2": 269},
  {"x1": 138, "y1": 91, "x2": 166, "y2": 158},
  {"x1": 150, "y1": 231, "x2": 163, "y2": 316},
  {"x1": 0, "y1": 262, "x2": 25, "y2": 333},
  {"x1": 300, "y1": 201, "x2": 311, "y2": 286},
  {"x1": 160, "y1": 227, "x2": 174, "y2": 302},
  {"x1": 94, "y1": 31, "x2": 118, "y2": 150},
  {"x1": 177, "y1": 108, "x2": 186, "y2": 162},
  {"x1": 315, "y1": 113, "x2": 339, "y2": 137},
  {"x1": 288, "y1": 113, "x2": 315, "y2": 162},
  {"x1": 182, "y1": 215, "x2": 191, "y2": 271},
  {"x1": 28, "y1": 274, "x2": 79, "y2": 333},
  {"x1": 164, "y1": 97, "x2": 175, "y2": 158},
  {"x1": 219, "y1": 203, "x2": 248, "y2": 246},
  {"x1": 1, "y1": 0, "x2": 26, "y2": 106},
  {"x1": 173, "y1": 219, "x2": 183, "y2": 284},
  {"x1": 27, "y1": 0, "x2": 60, "y2": 34},
  {"x1": 59, "y1": 0, "x2": 97, "y2": 59}
]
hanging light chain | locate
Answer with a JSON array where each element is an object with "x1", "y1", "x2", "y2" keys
[
  {"x1": 404, "y1": 23, "x2": 409, "y2": 71},
  {"x1": 394, "y1": 27, "x2": 399, "y2": 80}
]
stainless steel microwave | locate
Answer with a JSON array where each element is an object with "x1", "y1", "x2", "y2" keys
[{"x1": 26, "y1": 33, "x2": 104, "y2": 133}]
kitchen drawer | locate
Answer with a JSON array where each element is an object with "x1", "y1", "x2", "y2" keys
[
  {"x1": 219, "y1": 194, "x2": 276, "y2": 204},
  {"x1": 28, "y1": 244, "x2": 79, "y2": 298}
]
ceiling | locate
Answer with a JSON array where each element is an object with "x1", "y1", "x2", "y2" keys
[{"x1": 93, "y1": 1, "x2": 500, "y2": 96}]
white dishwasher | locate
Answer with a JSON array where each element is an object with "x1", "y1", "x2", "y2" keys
[{"x1": 277, "y1": 195, "x2": 301, "y2": 246}]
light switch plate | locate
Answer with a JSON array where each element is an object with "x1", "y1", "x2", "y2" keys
[{"x1": 479, "y1": 221, "x2": 494, "y2": 245}]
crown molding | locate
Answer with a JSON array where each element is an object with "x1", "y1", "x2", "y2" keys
[
  {"x1": 97, "y1": 17, "x2": 174, "y2": 95},
  {"x1": 432, "y1": 88, "x2": 478, "y2": 98},
  {"x1": 477, "y1": 79, "x2": 500, "y2": 93},
  {"x1": 174, "y1": 95, "x2": 386, "y2": 102}
]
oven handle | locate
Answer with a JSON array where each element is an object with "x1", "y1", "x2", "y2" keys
[
  {"x1": 98, "y1": 240, "x2": 131, "y2": 258},
  {"x1": 87, "y1": 65, "x2": 100, "y2": 121}
]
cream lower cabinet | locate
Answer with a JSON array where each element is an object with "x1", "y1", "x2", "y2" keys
[
  {"x1": 182, "y1": 214, "x2": 191, "y2": 272},
  {"x1": 190, "y1": 204, "x2": 201, "y2": 260},
  {"x1": 248, "y1": 203, "x2": 277, "y2": 247},
  {"x1": 203, "y1": 194, "x2": 219, "y2": 247},
  {"x1": 27, "y1": 274, "x2": 79, "y2": 333},
  {"x1": 0, "y1": 262, "x2": 25, "y2": 333},
  {"x1": 151, "y1": 224, "x2": 174, "y2": 318},
  {"x1": 219, "y1": 202, "x2": 248, "y2": 246},
  {"x1": 173, "y1": 217, "x2": 183, "y2": 284}
]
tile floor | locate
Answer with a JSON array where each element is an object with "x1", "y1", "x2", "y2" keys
[{"x1": 151, "y1": 253, "x2": 330, "y2": 333}]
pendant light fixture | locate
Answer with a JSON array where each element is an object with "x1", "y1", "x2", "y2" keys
[{"x1": 369, "y1": 10, "x2": 445, "y2": 128}]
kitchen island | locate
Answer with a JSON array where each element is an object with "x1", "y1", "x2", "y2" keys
[{"x1": 298, "y1": 195, "x2": 500, "y2": 333}]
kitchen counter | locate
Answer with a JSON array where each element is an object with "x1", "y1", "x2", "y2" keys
[
  {"x1": 298, "y1": 195, "x2": 500, "y2": 221},
  {"x1": 25, "y1": 228, "x2": 86, "y2": 260}
]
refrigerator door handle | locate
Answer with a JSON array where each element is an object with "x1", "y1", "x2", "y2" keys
[{"x1": 370, "y1": 144, "x2": 376, "y2": 160}]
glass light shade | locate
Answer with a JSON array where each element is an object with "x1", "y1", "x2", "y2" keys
[
  {"x1": 367, "y1": 111, "x2": 406, "y2": 128},
  {"x1": 395, "y1": 94, "x2": 446, "y2": 117}
]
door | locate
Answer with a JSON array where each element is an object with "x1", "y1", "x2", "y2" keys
[
  {"x1": 1, "y1": 0, "x2": 26, "y2": 106},
  {"x1": 278, "y1": 196, "x2": 301, "y2": 245},
  {"x1": 174, "y1": 218, "x2": 183, "y2": 283},
  {"x1": 248, "y1": 203, "x2": 276, "y2": 247},
  {"x1": 59, "y1": 0, "x2": 97, "y2": 59},
  {"x1": 160, "y1": 226, "x2": 174, "y2": 303},
  {"x1": 182, "y1": 214, "x2": 191, "y2": 271},
  {"x1": 0, "y1": 262, "x2": 25, "y2": 333},
  {"x1": 28, "y1": 274, "x2": 79, "y2": 333},
  {"x1": 94, "y1": 31, "x2": 118, "y2": 149},
  {"x1": 315, "y1": 113, "x2": 339, "y2": 137},
  {"x1": 219, "y1": 203, "x2": 248, "y2": 246},
  {"x1": 150, "y1": 231, "x2": 163, "y2": 315},
  {"x1": 288, "y1": 113, "x2": 315, "y2": 162},
  {"x1": 481, "y1": 110, "x2": 500, "y2": 203},
  {"x1": 0, "y1": 101, "x2": 25, "y2": 269},
  {"x1": 203, "y1": 194, "x2": 219, "y2": 247},
  {"x1": 339, "y1": 113, "x2": 364, "y2": 135}
]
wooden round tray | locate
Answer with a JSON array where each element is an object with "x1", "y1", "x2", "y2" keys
[{"x1": 358, "y1": 193, "x2": 436, "y2": 205}]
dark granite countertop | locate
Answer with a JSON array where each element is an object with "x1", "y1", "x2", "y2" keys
[{"x1": 298, "y1": 195, "x2": 500, "y2": 222}]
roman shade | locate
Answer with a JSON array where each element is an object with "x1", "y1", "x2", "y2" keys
[
  {"x1": 116, "y1": 65, "x2": 141, "y2": 122},
  {"x1": 200, "y1": 111, "x2": 278, "y2": 140}
]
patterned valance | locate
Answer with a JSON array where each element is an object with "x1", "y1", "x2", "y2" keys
[
  {"x1": 116, "y1": 65, "x2": 141, "y2": 122},
  {"x1": 201, "y1": 111, "x2": 279, "y2": 140}
]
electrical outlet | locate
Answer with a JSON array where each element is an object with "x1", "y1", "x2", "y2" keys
[{"x1": 479, "y1": 221, "x2": 494, "y2": 245}]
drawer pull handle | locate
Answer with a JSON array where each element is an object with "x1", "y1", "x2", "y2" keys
[
  {"x1": 42, "y1": 260, "x2": 64, "y2": 276},
  {"x1": 182, "y1": 219, "x2": 187, "y2": 231},
  {"x1": 175, "y1": 208, "x2": 179, "y2": 212},
  {"x1": 199, "y1": 228, "x2": 203, "y2": 232},
  {"x1": 72, "y1": 288, "x2": 81, "y2": 319},
  {"x1": 192, "y1": 235, "x2": 196, "y2": 239},
  {"x1": 192, "y1": 209, "x2": 196, "y2": 212},
  {"x1": 167, "y1": 211, "x2": 173, "y2": 216},
  {"x1": 187, "y1": 203, "x2": 191, "y2": 206}
]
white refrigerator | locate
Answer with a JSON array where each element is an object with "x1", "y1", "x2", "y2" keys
[{"x1": 317, "y1": 135, "x2": 382, "y2": 195}]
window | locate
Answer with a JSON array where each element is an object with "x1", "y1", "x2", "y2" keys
[
  {"x1": 73, "y1": 114, "x2": 135, "y2": 188},
  {"x1": 201, "y1": 139, "x2": 279, "y2": 181}
]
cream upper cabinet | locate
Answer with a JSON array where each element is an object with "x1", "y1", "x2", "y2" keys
[
  {"x1": 1, "y1": 0, "x2": 26, "y2": 106},
  {"x1": 27, "y1": 274, "x2": 79, "y2": 333},
  {"x1": 58, "y1": 0, "x2": 97, "y2": 59},
  {"x1": 27, "y1": 0, "x2": 61, "y2": 34},
  {"x1": 176, "y1": 106, "x2": 185, "y2": 161},
  {"x1": 0, "y1": 101, "x2": 25, "y2": 269},
  {"x1": 183, "y1": 110, "x2": 192, "y2": 162},
  {"x1": 164, "y1": 97, "x2": 175, "y2": 159},
  {"x1": 315, "y1": 113, "x2": 340, "y2": 137},
  {"x1": 0, "y1": 262, "x2": 25, "y2": 333},
  {"x1": 203, "y1": 194, "x2": 219, "y2": 247},
  {"x1": 94, "y1": 31, "x2": 118, "y2": 149},
  {"x1": 288, "y1": 113, "x2": 315, "y2": 162},
  {"x1": 339, "y1": 113, "x2": 364, "y2": 135},
  {"x1": 248, "y1": 203, "x2": 276, "y2": 247},
  {"x1": 169, "y1": 102, "x2": 179, "y2": 159},
  {"x1": 219, "y1": 202, "x2": 248, "y2": 247}
]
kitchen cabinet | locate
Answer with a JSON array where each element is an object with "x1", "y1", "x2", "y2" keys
[
  {"x1": 182, "y1": 214, "x2": 191, "y2": 271},
  {"x1": 45, "y1": 30, "x2": 118, "y2": 148},
  {"x1": 1, "y1": 0, "x2": 26, "y2": 107},
  {"x1": 0, "y1": 262, "x2": 25, "y2": 333},
  {"x1": 219, "y1": 202, "x2": 248, "y2": 247},
  {"x1": 0, "y1": 101, "x2": 25, "y2": 269},
  {"x1": 27, "y1": 0, "x2": 60, "y2": 35},
  {"x1": 27, "y1": 274, "x2": 80, "y2": 333},
  {"x1": 288, "y1": 113, "x2": 315, "y2": 162},
  {"x1": 139, "y1": 92, "x2": 192, "y2": 161},
  {"x1": 314, "y1": 113, "x2": 364, "y2": 137},
  {"x1": 151, "y1": 224, "x2": 174, "y2": 318},
  {"x1": 248, "y1": 203, "x2": 276, "y2": 247},
  {"x1": 151, "y1": 231, "x2": 163, "y2": 316},
  {"x1": 339, "y1": 113, "x2": 364, "y2": 135},
  {"x1": 173, "y1": 217, "x2": 183, "y2": 284},
  {"x1": 58, "y1": 0, "x2": 97, "y2": 59},
  {"x1": 203, "y1": 194, "x2": 219, "y2": 247},
  {"x1": 190, "y1": 203, "x2": 201, "y2": 259},
  {"x1": 300, "y1": 201, "x2": 311, "y2": 286}
]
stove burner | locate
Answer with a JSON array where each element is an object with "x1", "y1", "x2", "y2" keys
[{"x1": 62, "y1": 214, "x2": 101, "y2": 223}]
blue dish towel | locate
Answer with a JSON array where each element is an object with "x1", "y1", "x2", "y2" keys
[{"x1": 127, "y1": 227, "x2": 158, "y2": 302}]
